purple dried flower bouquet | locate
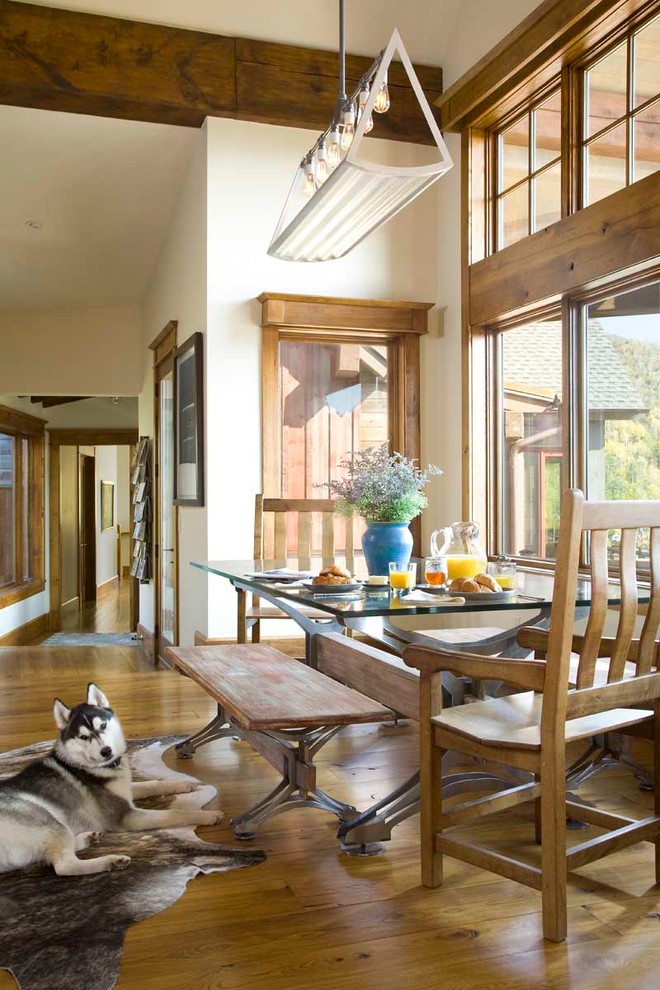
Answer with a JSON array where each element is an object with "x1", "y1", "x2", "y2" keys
[{"x1": 327, "y1": 445, "x2": 442, "y2": 523}]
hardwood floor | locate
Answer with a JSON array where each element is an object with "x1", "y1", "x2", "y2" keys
[
  {"x1": 0, "y1": 645, "x2": 659, "y2": 989},
  {"x1": 37, "y1": 578, "x2": 133, "y2": 639}
]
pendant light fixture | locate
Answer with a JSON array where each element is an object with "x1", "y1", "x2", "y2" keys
[{"x1": 267, "y1": 1, "x2": 453, "y2": 263}]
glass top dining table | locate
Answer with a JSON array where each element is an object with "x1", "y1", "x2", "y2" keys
[{"x1": 191, "y1": 557, "x2": 623, "y2": 620}]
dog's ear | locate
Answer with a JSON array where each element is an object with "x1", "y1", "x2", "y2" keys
[
  {"x1": 87, "y1": 683, "x2": 110, "y2": 709},
  {"x1": 53, "y1": 699, "x2": 71, "y2": 731}
]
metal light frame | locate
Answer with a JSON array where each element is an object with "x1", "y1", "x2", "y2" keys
[{"x1": 268, "y1": 27, "x2": 453, "y2": 262}]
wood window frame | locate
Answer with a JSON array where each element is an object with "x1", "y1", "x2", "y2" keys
[
  {"x1": 579, "y1": 11, "x2": 660, "y2": 207},
  {"x1": 491, "y1": 84, "x2": 563, "y2": 251},
  {"x1": 479, "y1": 266, "x2": 660, "y2": 568},
  {"x1": 258, "y1": 293, "x2": 432, "y2": 554},
  {"x1": 0, "y1": 404, "x2": 46, "y2": 609},
  {"x1": 450, "y1": 0, "x2": 660, "y2": 539}
]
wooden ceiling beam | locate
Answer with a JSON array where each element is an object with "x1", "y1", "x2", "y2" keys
[
  {"x1": 30, "y1": 396, "x2": 90, "y2": 407},
  {"x1": 0, "y1": 1, "x2": 443, "y2": 145}
]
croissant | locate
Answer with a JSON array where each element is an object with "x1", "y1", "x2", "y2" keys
[
  {"x1": 449, "y1": 577, "x2": 481, "y2": 593},
  {"x1": 474, "y1": 572, "x2": 502, "y2": 592}
]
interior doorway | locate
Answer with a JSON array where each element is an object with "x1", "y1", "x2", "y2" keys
[
  {"x1": 78, "y1": 452, "x2": 96, "y2": 606},
  {"x1": 48, "y1": 427, "x2": 139, "y2": 631}
]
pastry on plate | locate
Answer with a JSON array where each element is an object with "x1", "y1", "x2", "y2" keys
[
  {"x1": 448, "y1": 577, "x2": 481, "y2": 593},
  {"x1": 312, "y1": 565, "x2": 353, "y2": 586},
  {"x1": 474, "y1": 572, "x2": 502, "y2": 592}
]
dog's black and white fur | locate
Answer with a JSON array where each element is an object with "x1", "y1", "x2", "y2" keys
[{"x1": 0, "y1": 684, "x2": 221, "y2": 876}]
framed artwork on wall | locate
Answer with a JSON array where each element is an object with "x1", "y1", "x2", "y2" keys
[
  {"x1": 174, "y1": 332, "x2": 204, "y2": 506},
  {"x1": 100, "y1": 481, "x2": 115, "y2": 531}
]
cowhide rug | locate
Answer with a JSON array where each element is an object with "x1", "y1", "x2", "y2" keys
[{"x1": 0, "y1": 736, "x2": 265, "y2": 990}]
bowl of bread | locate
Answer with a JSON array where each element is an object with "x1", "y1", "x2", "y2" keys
[
  {"x1": 447, "y1": 572, "x2": 515, "y2": 599},
  {"x1": 301, "y1": 566, "x2": 362, "y2": 594}
]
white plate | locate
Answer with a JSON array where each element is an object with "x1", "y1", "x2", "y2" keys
[
  {"x1": 300, "y1": 580, "x2": 363, "y2": 594},
  {"x1": 416, "y1": 585, "x2": 516, "y2": 603}
]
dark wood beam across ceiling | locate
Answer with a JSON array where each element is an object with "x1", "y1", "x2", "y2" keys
[
  {"x1": 30, "y1": 396, "x2": 90, "y2": 407},
  {"x1": 0, "y1": 1, "x2": 443, "y2": 145}
]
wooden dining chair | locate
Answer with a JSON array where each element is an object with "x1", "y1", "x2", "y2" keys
[
  {"x1": 238, "y1": 495, "x2": 355, "y2": 643},
  {"x1": 403, "y1": 489, "x2": 660, "y2": 942}
]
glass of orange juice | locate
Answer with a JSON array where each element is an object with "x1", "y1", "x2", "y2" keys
[
  {"x1": 486, "y1": 557, "x2": 517, "y2": 590},
  {"x1": 424, "y1": 557, "x2": 447, "y2": 586},
  {"x1": 388, "y1": 561, "x2": 417, "y2": 595}
]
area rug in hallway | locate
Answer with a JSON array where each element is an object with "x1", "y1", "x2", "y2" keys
[
  {"x1": 0, "y1": 736, "x2": 266, "y2": 990},
  {"x1": 39, "y1": 632, "x2": 137, "y2": 646}
]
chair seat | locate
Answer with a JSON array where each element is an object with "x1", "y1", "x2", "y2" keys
[{"x1": 432, "y1": 691, "x2": 653, "y2": 751}]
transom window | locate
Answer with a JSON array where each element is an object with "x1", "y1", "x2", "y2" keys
[
  {"x1": 583, "y1": 15, "x2": 660, "y2": 205},
  {"x1": 496, "y1": 89, "x2": 562, "y2": 249}
]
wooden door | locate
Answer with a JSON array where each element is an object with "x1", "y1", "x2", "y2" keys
[{"x1": 78, "y1": 453, "x2": 96, "y2": 605}]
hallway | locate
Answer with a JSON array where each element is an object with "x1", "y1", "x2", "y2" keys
[{"x1": 32, "y1": 578, "x2": 133, "y2": 644}]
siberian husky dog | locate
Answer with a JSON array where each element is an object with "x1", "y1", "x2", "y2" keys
[{"x1": 0, "y1": 683, "x2": 221, "y2": 876}]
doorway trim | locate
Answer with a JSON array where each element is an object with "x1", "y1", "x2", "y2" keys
[
  {"x1": 150, "y1": 321, "x2": 179, "y2": 664},
  {"x1": 48, "y1": 427, "x2": 138, "y2": 630}
]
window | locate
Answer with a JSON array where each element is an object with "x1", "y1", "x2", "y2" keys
[
  {"x1": 0, "y1": 406, "x2": 45, "y2": 606},
  {"x1": 498, "y1": 318, "x2": 564, "y2": 559},
  {"x1": 279, "y1": 340, "x2": 389, "y2": 500},
  {"x1": 259, "y1": 293, "x2": 429, "y2": 554},
  {"x1": 583, "y1": 16, "x2": 660, "y2": 206},
  {"x1": 585, "y1": 281, "x2": 660, "y2": 504},
  {"x1": 496, "y1": 90, "x2": 562, "y2": 249},
  {"x1": 490, "y1": 276, "x2": 659, "y2": 564}
]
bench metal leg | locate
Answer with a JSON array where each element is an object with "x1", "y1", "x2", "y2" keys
[
  {"x1": 175, "y1": 704, "x2": 237, "y2": 758},
  {"x1": 231, "y1": 724, "x2": 358, "y2": 838}
]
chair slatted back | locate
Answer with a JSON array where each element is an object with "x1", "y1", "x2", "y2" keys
[
  {"x1": 542, "y1": 491, "x2": 660, "y2": 732},
  {"x1": 256, "y1": 496, "x2": 353, "y2": 570}
]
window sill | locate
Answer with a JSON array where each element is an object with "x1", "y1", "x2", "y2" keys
[{"x1": 0, "y1": 580, "x2": 46, "y2": 610}]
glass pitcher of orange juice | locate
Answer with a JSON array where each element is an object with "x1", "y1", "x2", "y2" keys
[{"x1": 430, "y1": 522, "x2": 487, "y2": 580}]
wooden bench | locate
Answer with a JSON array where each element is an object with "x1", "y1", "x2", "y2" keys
[{"x1": 166, "y1": 644, "x2": 394, "y2": 839}]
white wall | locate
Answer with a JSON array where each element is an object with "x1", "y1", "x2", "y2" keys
[
  {"x1": 0, "y1": 305, "x2": 143, "y2": 395},
  {"x1": 95, "y1": 445, "x2": 118, "y2": 586},
  {"x1": 203, "y1": 118, "x2": 443, "y2": 637},
  {"x1": 140, "y1": 126, "x2": 209, "y2": 641}
]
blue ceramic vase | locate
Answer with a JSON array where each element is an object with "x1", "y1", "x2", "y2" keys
[{"x1": 361, "y1": 521, "x2": 413, "y2": 577}]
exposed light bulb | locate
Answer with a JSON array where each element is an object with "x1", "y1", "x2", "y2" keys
[
  {"x1": 340, "y1": 103, "x2": 356, "y2": 151},
  {"x1": 374, "y1": 73, "x2": 390, "y2": 114},
  {"x1": 302, "y1": 158, "x2": 316, "y2": 197},
  {"x1": 327, "y1": 125, "x2": 341, "y2": 171},
  {"x1": 357, "y1": 85, "x2": 374, "y2": 134},
  {"x1": 316, "y1": 141, "x2": 329, "y2": 185}
]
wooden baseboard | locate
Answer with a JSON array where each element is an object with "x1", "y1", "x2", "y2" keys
[
  {"x1": 97, "y1": 575, "x2": 119, "y2": 596},
  {"x1": 136, "y1": 622, "x2": 155, "y2": 663},
  {"x1": 61, "y1": 596, "x2": 80, "y2": 610},
  {"x1": 0, "y1": 612, "x2": 49, "y2": 646}
]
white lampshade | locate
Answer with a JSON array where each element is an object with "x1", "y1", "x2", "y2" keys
[{"x1": 268, "y1": 29, "x2": 453, "y2": 263}]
